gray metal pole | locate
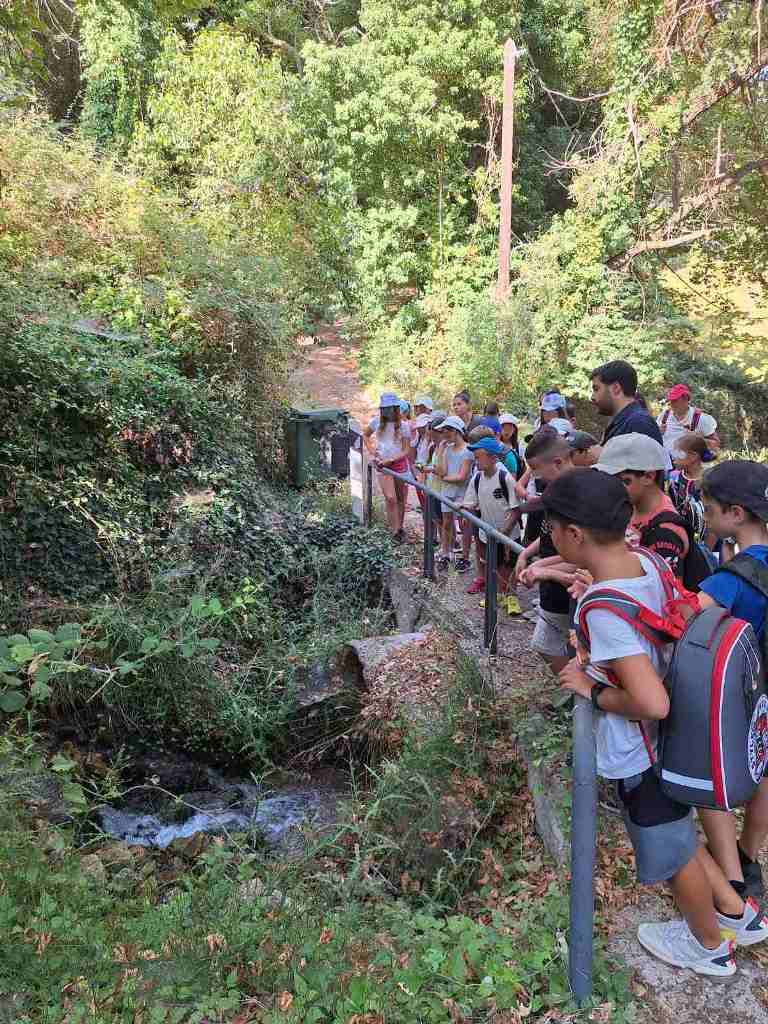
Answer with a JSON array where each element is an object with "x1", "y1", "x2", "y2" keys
[
  {"x1": 365, "y1": 462, "x2": 374, "y2": 525},
  {"x1": 424, "y1": 492, "x2": 435, "y2": 581},
  {"x1": 569, "y1": 694, "x2": 596, "y2": 1004},
  {"x1": 483, "y1": 536, "x2": 498, "y2": 654}
]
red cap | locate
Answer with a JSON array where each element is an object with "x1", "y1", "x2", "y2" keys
[{"x1": 666, "y1": 384, "x2": 690, "y2": 402}]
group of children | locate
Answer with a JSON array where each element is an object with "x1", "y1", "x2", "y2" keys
[{"x1": 365, "y1": 381, "x2": 768, "y2": 978}]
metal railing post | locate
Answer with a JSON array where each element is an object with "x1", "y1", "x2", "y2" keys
[
  {"x1": 483, "y1": 536, "x2": 498, "y2": 654},
  {"x1": 423, "y1": 492, "x2": 435, "y2": 581},
  {"x1": 365, "y1": 462, "x2": 374, "y2": 525},
  {"x1": 569, "y1": 695, "x2": 596, "y2": 1004}
]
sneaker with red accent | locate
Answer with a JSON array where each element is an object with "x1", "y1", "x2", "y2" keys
[
  {"x1": 466, "y1": 577, "x2": 485, "y2": 594},
  {"x1": 717, "y1": 897, "x2": 768, "y2": 947},
  {"x1": 637, "y1": 920, "x2": 736, "y2": 977}
]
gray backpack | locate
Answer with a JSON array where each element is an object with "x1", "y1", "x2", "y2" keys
[{"x1": 577, "y1": 549, "x2": 768, "y2": 810}]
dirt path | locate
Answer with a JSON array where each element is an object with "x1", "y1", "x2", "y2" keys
[{"x1": 289, "y1": 320, "x2": 374, "y2": 428}]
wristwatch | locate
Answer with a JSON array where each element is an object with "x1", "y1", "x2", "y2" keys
[{"x1": 590, "y1": 682, "x2": 609, "y2": 711}]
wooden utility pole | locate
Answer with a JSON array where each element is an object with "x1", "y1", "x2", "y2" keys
[{"x1": 496, "y1": 39, "x2": 519, "y2": 302}]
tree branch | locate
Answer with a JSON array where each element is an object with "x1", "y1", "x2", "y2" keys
[
  {"x1": 608, "y1": 156, "x2": 768, "y2": 267},
  {"x1": 682, "y1": 60, "x2": 768, "y2": 131},
  {"x1": 608, "y1": 230, "x2": 712, "y2": 267}
]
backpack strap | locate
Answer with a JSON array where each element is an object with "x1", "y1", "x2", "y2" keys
[
  {"x1": 716, "y1": 553, "x2": 768, "y2": 599},
  {"x1": 716, "y1": 554, "x2": 768, "y2": 648},
  {"x1": 577, "y1": 588, "x2": 677, "y2": 651},
  {"x1": 498, "y1": 467, "x2": 509, "y2": 504},
  {"x1": 474, "y1": 467, "x2": 510, "y2": 504},
  {"x1": 661, "y1": 409, "x2": 670, "y2": 429},
  {"x1": 691, "y1": 408, "x2": 702, "y2": 431}
]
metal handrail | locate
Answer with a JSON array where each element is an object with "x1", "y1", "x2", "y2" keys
[
  {"x1": 366, "y1": 458, "x2": 596, "y2": 1006},
  {"x1": 370, "y1": 463, "x2": 524, "y2": 654}
]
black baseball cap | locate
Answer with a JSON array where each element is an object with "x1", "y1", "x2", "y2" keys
[
  {"x1": 704, "y1": 460, "x2": 768, "y2": 522},
  {"x1": 540, "y1": 468, "x2": 632, "y2": 532}
]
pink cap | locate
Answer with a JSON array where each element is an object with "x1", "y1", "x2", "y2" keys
[{"x1": 666, "y1": 384, "x2": 690, "y2": 402}]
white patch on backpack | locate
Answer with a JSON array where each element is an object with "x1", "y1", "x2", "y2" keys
[
  {"x1": 493, "y1": 488, "x2": 504, "y2": 499},
  {"x1": 747, "y1": 694, "x2": 768, "y2": 784}
]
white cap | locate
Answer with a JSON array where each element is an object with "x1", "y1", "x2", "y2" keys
[
  {"x1": 499, "y1": 413, "x2": 518, "y2": 426},
  {"x1": 414, "y1": 394, "x2": 434, "y2": 410},
  {"x1": 548, "y1": 417, "x2": 574, "y2": 436},
  {"x1": 440, "y1": 415, "x2": 467, "y2": 434},
  {"x1": 414, "y1": 413, "x2": 431, "y2": 428},
  {"x1": 594, "y1": 433, "x2": 668, "y2": 475},
  {"x1": 541, "y1": 393, "x2": 567, "y2": 412}
]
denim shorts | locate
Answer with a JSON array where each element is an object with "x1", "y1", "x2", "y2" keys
[{"x1": 617, "y1": 768, "x2": 698, "y2": 884}]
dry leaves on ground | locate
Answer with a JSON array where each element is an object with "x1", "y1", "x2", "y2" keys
[{"x1": 356, "y1": 629, "x2": 458, "y2": 753}]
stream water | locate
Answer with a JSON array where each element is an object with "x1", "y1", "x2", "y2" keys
[{"x1": 97, "y1": 760, "x2": 346, "y2": 853}]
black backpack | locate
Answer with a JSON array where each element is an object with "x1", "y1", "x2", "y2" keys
[
  {"x1": 715, "y1": 554, "x2": 768, "y2": 659},
  {"x1": 641, "y1": 510, "x2": 717, "y2": 593}
]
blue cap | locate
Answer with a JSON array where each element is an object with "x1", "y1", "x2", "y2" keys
[
  {"x1": 379, "y1": 391, "x2": 399, "y2": 408},
  {"x1": 479, "y1": 416, "x2": 501, "y2": 433},
  {"x1": 399, "y1": 398, "x2": 410, "y2": 414},
  {"x1": 468, "y1": 437, "x2": 505, "y2": 456}
]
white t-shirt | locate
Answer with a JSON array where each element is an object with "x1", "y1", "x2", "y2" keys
[
  {"x1": 463, "y1": 467, "x2": 521, "y2": 543},
  {"x1": 657, "y1": 406, "x2": 717, "y2": 451},
  {"x1": 577, "y1": 552, "x2": 673, "y2": 780},
  {"x1": 411, "y1": 429, "x2": 430, "y2": 466},
  {"x1": 368, "y1": 417, "x2": 411, "y2": 462}
]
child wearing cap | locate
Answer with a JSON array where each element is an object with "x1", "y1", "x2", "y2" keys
[
  {"x1": 567, "y1": 431, "x2": 600, "y2": 468},
  {"x1": 499, "y1": 414, "x2": 525, "y2": 479},
  {"x1": 547, "y1": 468, "x2": 768, "y2": 976},
  {"x1": 432, "y1": 415, "x2": 474, "y2": 571},
  {"x1": 594, "y1": 433, "x2": 689, "y2": 576},
  {"x1": 539, "y1": 392, "x2": 574, "y2": 436},
  {"x1": 410, "y1": 409, "x2": 434, "y2": 516},
  {"x1": 363, "y1": 393, "x2": 412, "y2": 542},
  {"x1": 695, "y1": 461, "x2": 768, "y2": 902},
  {"x1": 462, "y1": 438, "x2": 521, "y2": 594},
  {"x1": 515, "y1": 432, "x2": 576, "y2": 674}
]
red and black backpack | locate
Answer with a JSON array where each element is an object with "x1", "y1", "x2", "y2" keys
[{"x1": 577, "y1": 549, "x2": 768, "y2": 810}]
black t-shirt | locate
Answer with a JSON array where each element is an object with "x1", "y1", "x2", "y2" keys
[
  {"x1": 539, "y1": 519, "x2": 571, "y2": 614},
  {"x1": 602, "y1": 402, "x2": 664, "y2": 446}
]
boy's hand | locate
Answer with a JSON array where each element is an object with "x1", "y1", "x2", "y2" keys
[
  {"x1": 568, "y1": 568, "x2": 593, "y2": 601},
  {"x1": 558, "y1": 658, "x2": 594, "y2": 700}
]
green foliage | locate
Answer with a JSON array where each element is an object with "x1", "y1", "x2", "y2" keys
[{"x1": 0, "y1": 667, "x2": 634, "y2": 1024}]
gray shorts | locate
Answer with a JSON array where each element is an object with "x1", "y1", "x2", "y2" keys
[
  {"x1": 617, "y1": 769, "x2": 698, "y2": 884},
  {"x1": 531, "y1": 609, "x2": 570, "y2": 658}
]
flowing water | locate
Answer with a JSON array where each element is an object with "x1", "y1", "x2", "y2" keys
[{"x1": 98, "y1": 768, "x2": 345, "y2": 853}]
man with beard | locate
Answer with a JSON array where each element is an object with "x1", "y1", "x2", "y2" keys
[{"x1": 590, "y1": 360, "x2": 664, "y2": 447}]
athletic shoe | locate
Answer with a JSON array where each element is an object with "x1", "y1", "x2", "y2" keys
[
  {"x1": 739, "y1": 847, "x2": 765, "y2": 901},
  {"x1": 717, "y1": 897, "x2": 768, "y2": 947},
  {"x1": 637, "y1": 920, "x2": 736, "y2": 977},
  {"x1": 466, "y1": 577, "x2": 485, "y2": 595},
  {"x1": 436, "y1": 554, "x2": 451, "y2": 571},
  {"x1": 454, "y1": 558, "x2": 470, "y2": 573}
]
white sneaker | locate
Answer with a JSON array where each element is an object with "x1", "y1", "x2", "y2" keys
[
  {"x1": 638, "y1": 920, "x2": 736, "y2": 977},
  {"x1": 717, "y1": 897, "x2": 768, "y2": 947}
]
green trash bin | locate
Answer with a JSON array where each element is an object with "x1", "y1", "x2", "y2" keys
[{"x1": 285, "y1": 407, "x2": 349, "y2": 488}]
